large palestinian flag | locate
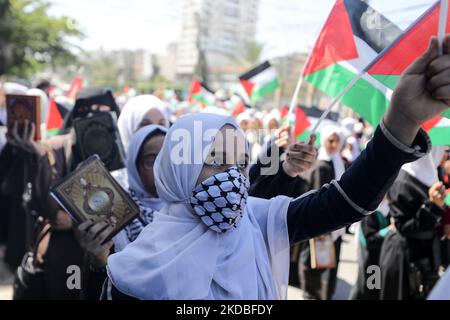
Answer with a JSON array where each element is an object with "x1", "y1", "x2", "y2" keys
[
  {"x1": 188, "y1": 80, "x2": 216, "y2": 107},
  {"x1": 304, "y1": 0, "x2": 450, "y2": 145},
  {"x1": 240, "y1": 61, "x2": 280, "y2": 103}
]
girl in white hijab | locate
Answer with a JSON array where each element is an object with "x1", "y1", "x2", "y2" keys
[
  {"x1": 104, "y1": 108, "x2": 431, "y2": 300},
  {"x1": 107, "y1": 113, "x2": 292, "y2": 299},
  {"x1": 318, "y1": 125, "x2": 346, "y2": 180},
  {"x1": 117, "y1": 95, "x2": 169, "y2": 151},
  {"x1": 113, "y1": 125, "x2": 168, "y2": 252},
  {"x1": 113, "y1": 95, "x2": 169, "y2": 188}
]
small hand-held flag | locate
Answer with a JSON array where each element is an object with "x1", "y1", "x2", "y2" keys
[
  {"x1": 239, "y1": 61, "x2": 280, "y2": 103},
  {"x1": 188, "y1": 80, "x2": 216, "y2": 107}
]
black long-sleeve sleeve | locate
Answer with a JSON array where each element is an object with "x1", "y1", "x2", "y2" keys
[{"x1": 286, "y1": 122, "x2": 430, "y2": 244}]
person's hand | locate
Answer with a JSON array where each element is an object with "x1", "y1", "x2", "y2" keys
[
  {"x1": 385, "y1": 36, "x2": 450, "y2": 146},
  {"x1": 429, "y1": 182, "x2": 446, "y2": 208},
  {"x1": 273, "y1": 124, "x2": 292, "y2": 149},
  {"x1": 282, "y1": 140, "x2": 317, "y2": 177},
  {"x1": 74, "y1": 220, "x2": 114, "y2": 268},
  {"x1": 6, "y1": 120, "x2": 45, "y2": 156}
]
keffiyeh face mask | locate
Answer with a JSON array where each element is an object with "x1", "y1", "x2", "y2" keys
[{"x1": 190, "y1": 167, "x2": 249, "y2": 233}]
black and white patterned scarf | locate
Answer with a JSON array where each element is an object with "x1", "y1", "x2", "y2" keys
[{"x1": 125, "y1": 189, "x2": 155, "y2": 243}]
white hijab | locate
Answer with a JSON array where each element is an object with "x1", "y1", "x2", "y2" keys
[
  {"x1": 401, "y1": 146, "x2": 446, "y2": 187},
  {"x1": 127, "y1": 124, "x2": 167, "y2": 210},
  {"x1": 318, "y1": 125, "x2": 346, "y2": 180},
  {"x1": 117, "y1": 95, "x2": 169, "y2": 151},
  {"x1": 107, "y1": 113, "x2": 291, "y2": 300},
  {"x1": 113, "y1": 95, "x2": 169, "y2": 188},
  {"x1": 113, "y1": 125, "x2": 167, "y2": 252}
]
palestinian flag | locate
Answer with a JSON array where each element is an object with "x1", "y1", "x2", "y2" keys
[
  {"x1": 66, "y1": 75, "x2": 83, "y2": 101},
  {"x1": 223, "y1": 96, "x2": 247, "y2": 116},
  {"x1": 280, "y1": 105, "x2": 311, "y2": 139},
  {"x1": 293, "y1": 106, "x2": 311, "y2": 138},
  {"x1": 426, "y1": 117, "x2": 450, "y2": 146},
  {"x1": 446, "y1": 190, "x2": 450, "y2": 206},
  {"x1": 46, "y1": 98, "x2": 64, "y2": 135},
  {"x1": 188, "y1": 80, "x2": 216, "y2": 107},
  {"x1": 303, "y1": 0, "x2": 450, "y2": 145},
  {"x1": 280, "y1": 105, "x2": 289, "y2": 121},
  {"x1": 367, "y1": 1, "x2": 450, "y2": 122},
  {"x1": 240, "y1": 61, "x2": 280, "y2": 103}
]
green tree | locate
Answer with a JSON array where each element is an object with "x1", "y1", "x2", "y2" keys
[{"x1": 0, "y1": 0, "x2": 84, "y2": 77}]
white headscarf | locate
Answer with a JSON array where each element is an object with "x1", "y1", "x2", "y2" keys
[
  {"x1": 127, "y1": 125, "x2": 167, "y2": 209},
  {"x1": 117, "y1": 95, "x2": 169, "y2": 151},
  {"x1": 318, "y1": 125, "x2": 346, "y2": 180},
  {"x1": 342, "y1": 136, "x2": 361, "y2": 163},
  {"x1": 341, "y1": 117, "x2": 357, "y2": 135},
  {"x1": 113, "y1": 125, "x2": 168, "y2": 252},
  {"x1": 107, "y1": 113, "x2": 291, "y2": 300},
  {"x1": 401, "y1": 146, "x2": 446, "y2": 187}
]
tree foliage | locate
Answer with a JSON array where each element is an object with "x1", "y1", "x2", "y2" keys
[{"x1": 0, "y1": 0, "x2": 84, "y2": 77}]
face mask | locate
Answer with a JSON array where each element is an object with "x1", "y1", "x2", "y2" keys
[{"x1": 190, "y1": 166, "x2": 249, "y2": 233}]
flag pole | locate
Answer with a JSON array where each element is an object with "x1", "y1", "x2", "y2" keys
[
  {"x1": 438, "y1": 0, "x2": 449, "y2": 55},
  {"x1": 308, "y1": 70, "x2": 365, "y2": 138},
  {"x1": 429, "y1": 0, "x2": 448, "y2": 181},
  {"x1": 287, "y1": 55, "x2": 311, "y2": 123}
]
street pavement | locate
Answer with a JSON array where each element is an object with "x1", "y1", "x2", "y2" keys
[{"x1": 288, "y1": 234, "x2": 358, "y2": 300}]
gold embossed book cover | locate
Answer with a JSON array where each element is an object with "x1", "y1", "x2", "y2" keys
[
  {"x1": 50, "y1": 155, "x2": 139, "y2": 241},
  {"x1": 6, "y1": 94, "x2": 41, "y2": 141}
]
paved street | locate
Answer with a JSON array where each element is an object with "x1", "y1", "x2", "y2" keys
[
  {"x1": 0, "y1": 234, "x2": 358, "y2": 300},
  {"x1": 288, "y1": 234, "x2": 358, "y2": 300}
]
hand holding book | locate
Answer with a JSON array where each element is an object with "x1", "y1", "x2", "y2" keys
[
  {"x1": 51, "y1": 155, "x2": 139, "y2": 243},
  {"x1": 6, "y1": 120, "x2": 45, "y2": 157}
]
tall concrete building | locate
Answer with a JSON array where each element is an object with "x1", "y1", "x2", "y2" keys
[{"x1": 176, "y1": 0, "x2": 260, "y2": 88}]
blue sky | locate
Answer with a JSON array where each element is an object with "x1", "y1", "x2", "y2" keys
[{"x1": 48, "y1": 0, "x2": 436, "y2": 59}]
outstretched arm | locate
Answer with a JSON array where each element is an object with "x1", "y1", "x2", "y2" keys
[{"x1": 287, "y1": 36, "x2": 449, "y2": 244}]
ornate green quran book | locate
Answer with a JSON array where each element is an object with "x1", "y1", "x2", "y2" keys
[{"x1": 50, "y1": 155, "x2": 139, "y2": 241}]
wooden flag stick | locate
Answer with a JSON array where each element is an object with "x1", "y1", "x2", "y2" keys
[
  {"x1": 286, "y1": 55, "x2": 312, "y2": 126},
  {"x1": 438, "y1": 0, "x2": 449, "y2": 55}
]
